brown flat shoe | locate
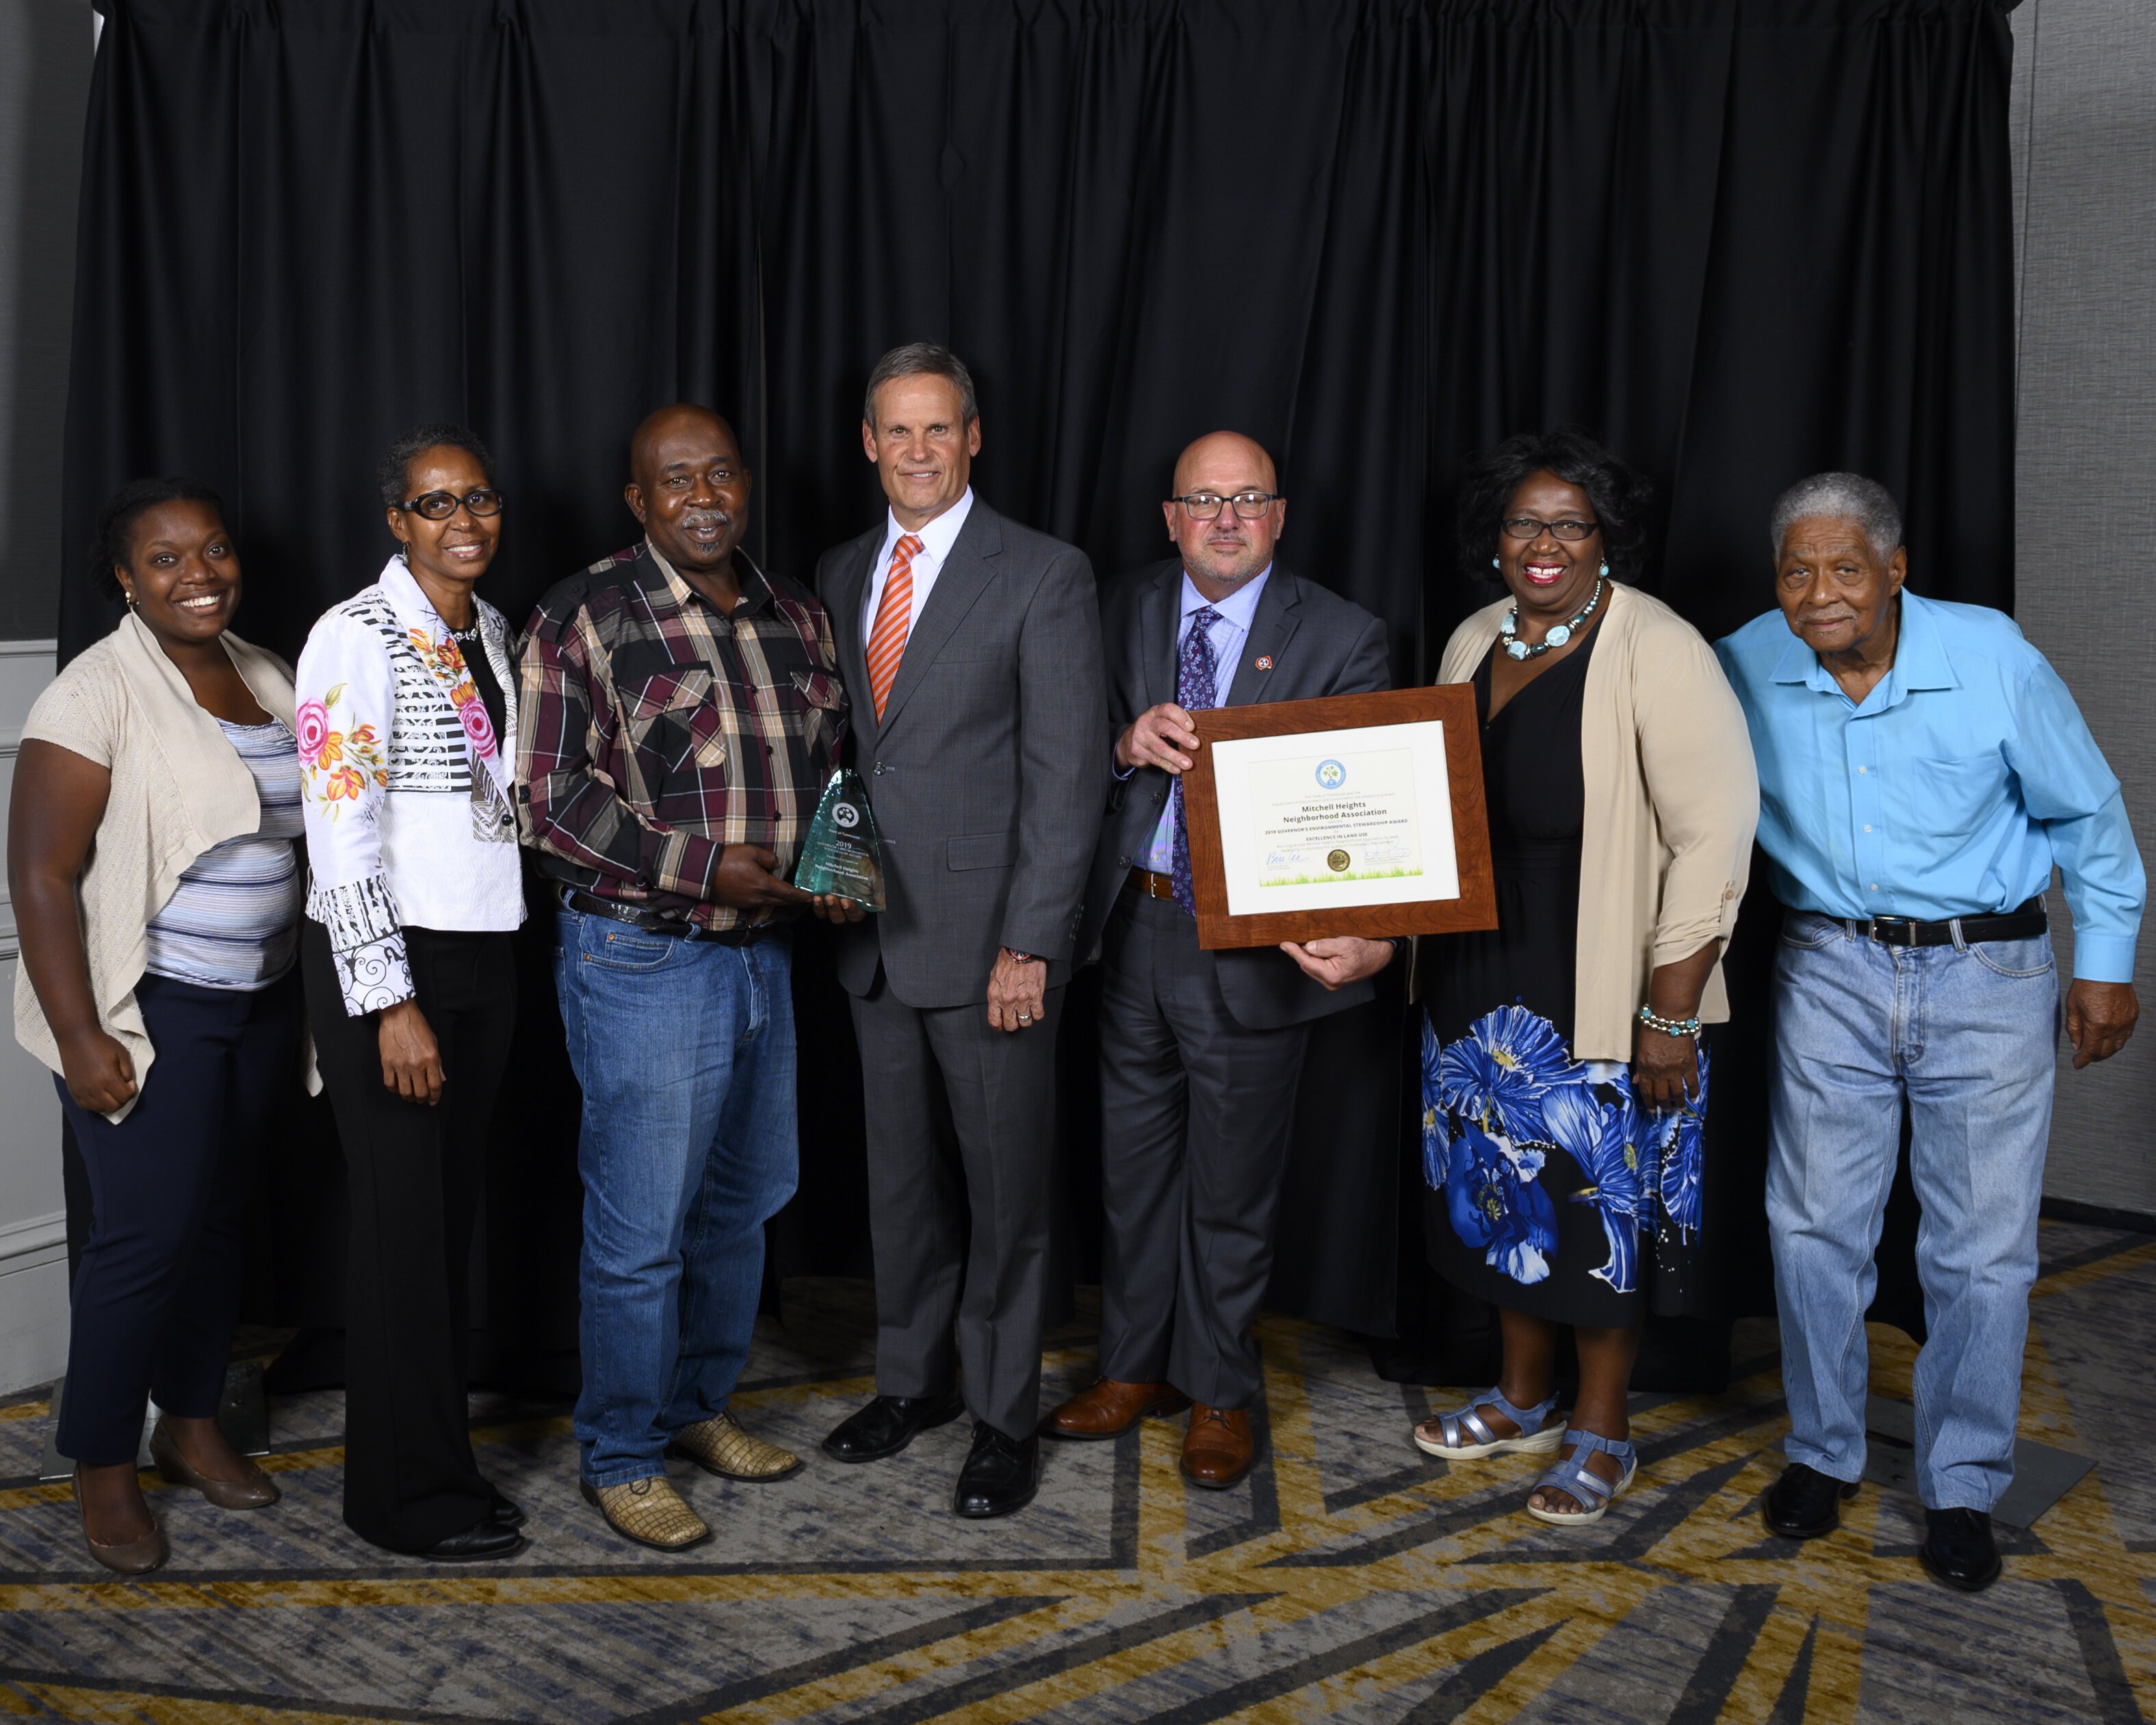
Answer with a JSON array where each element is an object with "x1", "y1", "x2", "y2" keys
[
  {"x1": 1044, "y1": 1377, "x2": 1190, "y2": 1440},
  {"x1": 73, "y1": 1468, "x2": 168, "y2": 1574},
  {"x1": 1180, "y1": 1403, "x2": 1256, "y2": 1490},
  {"x1": 149, "y1": 1420, "x2": 279, "y2": 1511}
]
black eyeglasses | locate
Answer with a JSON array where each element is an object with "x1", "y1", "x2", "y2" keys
[
  {"x1": 402, "y1": 488, "x2": 506, "y2": 521},
  {"x1": 1172, "y1": 491, "x2": 1282, "y2": 520},
  {"x1": 1501, "y1": 515, "x2": 1599, "y2": 541}
]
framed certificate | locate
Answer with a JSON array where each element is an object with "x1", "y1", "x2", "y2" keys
[{"x1": 1182, "y1": 686, "x2": 1496, "y2": 951}]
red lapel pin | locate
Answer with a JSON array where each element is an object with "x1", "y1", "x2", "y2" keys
[{"x1": 1255, "y1": 655, "x2": 1274, "y2": 671}]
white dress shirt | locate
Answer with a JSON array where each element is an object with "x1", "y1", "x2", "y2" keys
[{"x1": 862, "y1": 486, "x2": 976, "y2": 643}]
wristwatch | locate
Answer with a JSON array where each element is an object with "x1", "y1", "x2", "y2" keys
[{"x1": 1002, "y1": 948, "x2": 1038, "y2": 965}]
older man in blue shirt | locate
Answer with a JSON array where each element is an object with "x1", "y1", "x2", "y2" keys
[{"x1": 1718, "y1": 472, "x2": 2141, "y2": 1595}]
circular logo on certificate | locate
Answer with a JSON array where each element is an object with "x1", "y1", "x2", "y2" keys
[
  {"x1": 834, "y1": 803, "x2": 860, "y2": 830},
  {"x1": 1326, "y1": 848, "x2": 1351, "y2": 873},
  {"x1": 1315, "y1": 759, "x2": 1347, "y2": 790}
]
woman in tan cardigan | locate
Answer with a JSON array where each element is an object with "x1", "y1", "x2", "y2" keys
[
  {"x1": 10, "y1": 480, "x2": 300, "y2": 1572},
  {"x1": 1408, "y1": 431, "x2": 1758, "y2": 1525}
]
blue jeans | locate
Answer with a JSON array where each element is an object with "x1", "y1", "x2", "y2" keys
[
  {"x1": 1767, "y1": 913, "x2": 2060, "y2": 1511},
  {"x1": 554, "y1": 905, "x2": 798, "y2": 1487}
]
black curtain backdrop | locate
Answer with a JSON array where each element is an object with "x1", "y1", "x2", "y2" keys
[{"x1": 57, "y1": 0, "x2": 2015, "y2": 1386}]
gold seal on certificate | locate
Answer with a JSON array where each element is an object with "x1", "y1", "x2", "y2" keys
[{"x1": 1180, "y1": 687, "x2": 1497, "y2": 950}]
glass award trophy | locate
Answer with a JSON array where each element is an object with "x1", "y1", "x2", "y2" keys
[{"x1": 794, "y1": 768, "x2": 886, "y2": 909}]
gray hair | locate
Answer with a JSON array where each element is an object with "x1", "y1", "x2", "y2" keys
[
  {"x1": 862, "y1": 343, "x2": 979, "y2": 428},
  {"x1": 1769, "y1": 471, "x2": 1903, "y2": 560}
]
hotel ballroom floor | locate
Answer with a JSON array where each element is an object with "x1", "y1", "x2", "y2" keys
[{"x1": 0, "y1": 1219, "x2": 2149, "y2": 1723}]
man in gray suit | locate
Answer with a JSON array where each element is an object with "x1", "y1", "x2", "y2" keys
[
  {"x1": 1046, "y1": 432, "x2": 1397, "y2": 1488},
  {"x1": 816, "y1": 344, "x2": 1106, "y2": 1518}
]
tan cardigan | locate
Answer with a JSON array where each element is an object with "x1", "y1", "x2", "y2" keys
[
  {"x1": 13, "y1": 616, "x2": 300, "y2": 1121},
  {"x1": 1434, "y1": 582, "x2": 1760, "y2": 1061}
]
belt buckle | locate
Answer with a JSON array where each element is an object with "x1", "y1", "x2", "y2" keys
[{"x1": 1866, "y1": 916, "x2": 1914, "y2": 945}]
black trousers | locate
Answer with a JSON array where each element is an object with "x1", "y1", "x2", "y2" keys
[
  {"x1": 1095, "y1": 890, "x2": 1311, "y2": 1410},
  {"x1": 302, "y1": 922, "x2": 515, "y2": 1554},
  {"x1": 56, "y1": 971, "x2": 298, "y2": 1465}
]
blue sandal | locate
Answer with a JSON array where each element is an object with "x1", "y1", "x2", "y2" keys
[
  {"x1": 1412, "y1": 1387, "x2": 1563, "y2": 1460},
  {"x1": 1525, "y1": 1427, "x2": 1638, "y2": 1525}
]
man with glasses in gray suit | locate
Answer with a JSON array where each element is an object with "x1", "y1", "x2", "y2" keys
[
  {"x1": 816, "y1": 344, "x2": 1106, "y2": 1518},
  {"x1": 1046, "y1": 432, "x2": 1397, "y2": 1489}
]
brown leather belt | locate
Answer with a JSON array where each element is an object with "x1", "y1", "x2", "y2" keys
[{"x1": 1127, "y1": 867, "x2": 1178, "y2": 900}]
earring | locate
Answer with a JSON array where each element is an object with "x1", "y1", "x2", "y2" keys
[
  {"x1": 1599, "y1": 561, "x2": 1609, "y2": 578},
  {"x1": 1492, "y1": 556, "x2": 1500, "y2": 569}
]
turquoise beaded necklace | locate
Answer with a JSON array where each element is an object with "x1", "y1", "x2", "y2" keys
[{"x1": 1498, "y1": 575, "x2": 1605, "y2": 662}]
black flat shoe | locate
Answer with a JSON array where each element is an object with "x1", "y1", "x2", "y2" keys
[
  {"x1": 822, "y1": 1391, "x2": 967, "y2": 1463},
  {"x1": 953, "y1": 1423, "x2": 1040, "y2": 1519},
  {"x1": 1764, "y1": 1463, "x2": 1860, "y2": 1539},
  {"x1": 420, "y1": 1520, "x2": 528, "y2": 1563},
  {"x1": 1920, "y1": 1507, "x2": 2001, "y2": 1593},
  {"x1": 489, "y1": 1492, "x2": 527, "y2": 1530}
]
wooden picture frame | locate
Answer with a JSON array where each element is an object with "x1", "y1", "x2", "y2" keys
[{"x1": 1182, "y1": 685, "x2": 1496, "y2": 952}]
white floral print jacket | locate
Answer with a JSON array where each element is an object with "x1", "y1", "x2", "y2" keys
[{"x1": 295, "y1": 555, "x2": 525, "y2": 1015}]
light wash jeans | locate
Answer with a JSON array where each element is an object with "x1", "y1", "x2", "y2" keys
[
  {"x1": 554, "y1": 904, "x2": 798, "y2": 1487},
  {"x1": 1767, "y1": 912, "x2": 2060, "y2": 1512}
]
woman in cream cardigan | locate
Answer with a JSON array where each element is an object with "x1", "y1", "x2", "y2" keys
[
  {"x1": 9, "y1": 480, "x2": 300, "y2": 1572},
  {"x1": 1410, "y1": 431, "x2": 1758, "y2": 1525}
]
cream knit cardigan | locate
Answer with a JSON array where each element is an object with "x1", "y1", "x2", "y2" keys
[
  {"x1": 13, "y1": 615, "x2": 303, "y2": 1121},
  {"x1": 1433, "y1": 581, "x2": 1761, "y2": 1061}
]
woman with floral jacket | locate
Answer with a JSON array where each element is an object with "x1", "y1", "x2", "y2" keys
[
  {"x1": 294, "y1": 424, "x2": 525, "y2": 1563},
  {"x1": 1409, "y1": 431, "x2": 1758, "y2": 1527}
]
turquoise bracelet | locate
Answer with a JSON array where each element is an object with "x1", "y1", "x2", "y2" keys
[{"x1": 1636, "y1": 1005, "x2": 1702, "y2": 1038}]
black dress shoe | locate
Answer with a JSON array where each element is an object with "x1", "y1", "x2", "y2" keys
[
  {"x1": 489, "y1": 1492, "x2": 526, "y2": 1530},
  {"x1": 953, "y1": 1423, "x2": 1041, "y2": 1519},
  {"x1": 822, "y1": 1391, "x2": 967, "y2": 1463},
  {"x1": 420, "y1": 1520, "x2": 527, "y2": 1562},
  {"x1": 1764, "y1": 1463, "x2": 1860, "y2": 1539},
  {"x1": 1920, "y1": 1507, "x2": 2001, "y2": 1592}
]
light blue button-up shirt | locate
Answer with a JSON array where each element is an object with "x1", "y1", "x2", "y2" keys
[
  {"x1": 1133, "y1": 566, "x2": 1271, "y2": 874},
  {"x1": 1715, "y1": 590, "x2": 2144, "y2": 982}
]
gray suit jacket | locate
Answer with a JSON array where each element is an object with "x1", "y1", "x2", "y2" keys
[
  {"x1": 818, "y1": 498, "x2": 1107, "y2": 1008},
  {"x1": 1080, "y1": 558, "x2": 1392, "y2": 1030}
]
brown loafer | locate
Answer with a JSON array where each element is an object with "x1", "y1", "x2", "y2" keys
[
  {"x1": 1044, "y1": 1376, "x2": 1190, "y2": 1440},
  {"x1": 148, "y1": 1420, "x2": 280, "y2": 1511},
  {"x1": 1180, "y1": 1403, "x2": 1256, "y2": 1490},
  {"x1": 73, "y1": 1468, "x2": 168, "y2": 1574}
]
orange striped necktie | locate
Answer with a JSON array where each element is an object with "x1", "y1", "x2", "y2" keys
[{"x1": 866, "y1": 533, "x2": 924, "y2": 721}]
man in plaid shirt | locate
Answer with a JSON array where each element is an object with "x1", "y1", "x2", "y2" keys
[{"x1": 516, "y1": 403, "x2": 858, "y2": 1554}]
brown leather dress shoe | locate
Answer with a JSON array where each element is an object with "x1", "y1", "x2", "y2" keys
[
  {"x1": 1044, "y1": 1377, "x2": 1190, "y2": 1440},
  {"x1": 1180, "y1": 1403, "x2": 1256, "y2": 1489},
  {"x1": 148, "y1": 1420, "x2": 280, "y2": 1510}
]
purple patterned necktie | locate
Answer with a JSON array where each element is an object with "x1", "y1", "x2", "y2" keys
[{"x1": 1170, "y1": 606, "x2": 1223, "y2": 916}]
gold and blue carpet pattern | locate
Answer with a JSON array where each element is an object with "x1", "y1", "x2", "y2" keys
[{"x1": 0, "y1": 1220, "x2": 2151, "y2": 1722}]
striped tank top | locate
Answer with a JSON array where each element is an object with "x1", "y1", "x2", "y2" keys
[{"x1": 143, "y1": 718, "x2": 305, "y2": 990}]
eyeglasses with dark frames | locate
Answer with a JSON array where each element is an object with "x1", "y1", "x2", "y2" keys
[
  {"x1": 402, "y1": 488, "x2": 506, "y2": 521},
  {"x1": 1171, "y1": 490, "x2": 1282, "y2": 520},
  {"x1": 1501, "y1": 515, "x2": 1599, "y2": 541}
]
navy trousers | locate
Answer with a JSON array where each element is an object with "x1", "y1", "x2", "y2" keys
[{"x1": 56, "y1": 970, "x2": 298, "y2": 1465}]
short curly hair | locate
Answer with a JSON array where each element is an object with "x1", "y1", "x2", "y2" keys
[
  {"x1": 1455, "y1": 428, "x2": 1653, "y2": 584},
  {"x1": 88, "y1": 476, "x2": 229, "y2": 601},
  {"x1": 376, "y1": 422, "x2": 494, "y2": 510}
]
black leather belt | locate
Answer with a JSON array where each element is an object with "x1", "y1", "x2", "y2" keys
[
  {"x1": 1833, "y1": 895, "x2": 2047, "y2": 948},
  {"x1": 559, "y1": 885, "x2": 770, "y2": 946}
]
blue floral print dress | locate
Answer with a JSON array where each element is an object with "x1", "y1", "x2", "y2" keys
[{"x1": 1421, "y1": 625, "x2": 1708, "y2": 1327}]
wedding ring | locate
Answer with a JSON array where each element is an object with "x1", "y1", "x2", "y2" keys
[{"x1": 1017, "y1": 1013, "x2": 1033, "y2": 1022}]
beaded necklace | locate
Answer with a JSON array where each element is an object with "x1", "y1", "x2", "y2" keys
[{"x1": 1498, "y1": 576, "x2": 1605, "y2": 662}]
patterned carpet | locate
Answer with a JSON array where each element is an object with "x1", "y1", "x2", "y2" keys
[{"x1": 0, "y1": 1220, "x2": 2151, "y2": 1723}]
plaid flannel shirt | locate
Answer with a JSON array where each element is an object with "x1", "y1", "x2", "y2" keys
[{"x1": 515, "y1": 541, "x2": 846, "y2": 929}]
